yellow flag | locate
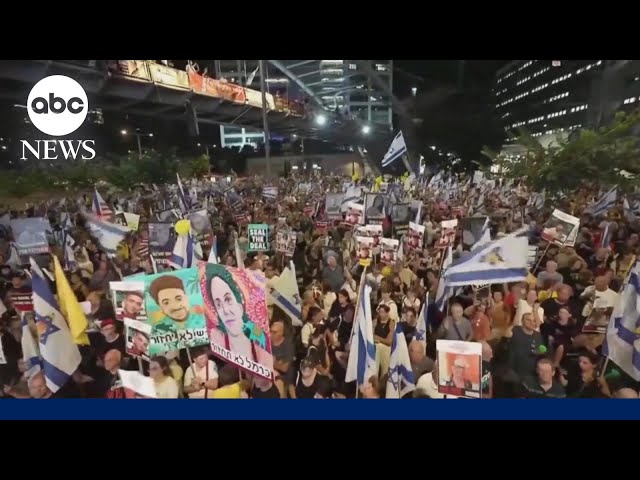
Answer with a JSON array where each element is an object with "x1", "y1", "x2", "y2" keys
[{"x1": 53, "y1": 255, "x2": 90, "y2": 345}]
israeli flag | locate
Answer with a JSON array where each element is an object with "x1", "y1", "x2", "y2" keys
[
  {"x1": 602, "y1": 261, "x2": 640, "y2": 380},
  {"x1": 587, "y1": 185, "x2": 617, "y2": 218},
  {"x1": 345, "y1": 284, "x2": 377, "y2": 386},
  {"x1": 386, "y1": 323, "x2": 416, "y2": 399},
  {"x1": 20, "y1": 312, "x2": 42, "y2": 379},
  {"x1": 63, "y1": 230, "x2": 77, "y2": 271},
  {"x1": 176, "y1": 173, "x2": 192, "y2": 213},
  {"x1": 435, "y1": 247, "x2": 454, "y2": 310},
  {"x1": 471, "y1": 217, "x2": 491, "y2": 251},
  {"x1": 269, "y1": 265, "x2": 303, "y2": 328},
  {"x1": 169, "y1": 234, "x2": 203, "y2": 269},
  {"x1": 381, "y1": 131, "x2": 407, "y2": 168},
  {"x1": 444, "y1": 236, "x2": 529, "y2": 287},
  {"x1": 416, "y1": 297, "x2": 428, "y2": 350},
  {"x1": 207, "y1": 234, "x2": 218, "y2": 264},
  {"x1": 84, "y1": 214, "x2": 130, "y2": 257},
  {"x1": 30, "y1": 258, "x2": 81, "y2": 393}
]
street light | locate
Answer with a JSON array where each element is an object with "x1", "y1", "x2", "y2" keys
[
  {"x1": 315, "y1": 114, "x2": 327, "y2": 126},
  {"x1": 121, "y1": 129, "x2": 153, "y2": 159},
  {"x1": 362, "y1": 125, "x2": 371, "y2": 134}
]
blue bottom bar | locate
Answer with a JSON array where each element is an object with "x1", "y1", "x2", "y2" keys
[{"x1": 1, "y1": 399, "x2": 639, "y2": 420}]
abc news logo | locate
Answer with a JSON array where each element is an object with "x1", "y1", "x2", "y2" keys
[{"x1": 21, "y1": 75, "x2": 96, "y2": 160}]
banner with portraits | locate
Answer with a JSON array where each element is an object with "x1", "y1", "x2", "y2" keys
[
  {"x1": 148, "y1": 223, "x2": 175, "y2": 265},
  {"x1": 200, "y1": 264, "x2": 273, "y2": 380},
  {"x1": 436, "y1": 340, "x2": 482, "y2": 399},
  {"x1": 157, "y1": 209, "x2": 181, "y2": 223},
  {"x1": 364, "y1": 193, "x2": 388, "y2": 224},
  {"x1": 275, "y1": 230, "x2": 296, "y2": 256},
  {"x1": 143, "y1": 268, "x2": 208, "y2": 355},
  {"x1": 110, "y1": 281, "x2": 146, "y2": 322},
  {"x1": 381, "y1": 238, "x2": 400, "y2": 264},
  {"x1": 325, "y1": 193, "x2": 345, "y2": 218},
  {"x1": 437, "y1": 219, "x2": 458, "y2": 248},
  {"x1": 224, "y1": 188, "x2": 244, "y2": 212},
  {"x1": 391, "y1": 203, "x2": 411, "y2": 236},
  {"x1": 541, "y1": 209, "x2": 579, "y2": 247},
  {"x1": 10, "y1": 217, "x2": 52, "y2": 255},
  {"x1": 344, "y1": 202, "x2": 364, "y2": 227},
  {"x1": 356, "y1": 236, "x2": 374, "y2": 267},
  {"x1": 406, "y1": 222, "x2": 425, "y2": 251},
  {"x1": 186, "y1": 209, "x2": 213, "y2": 248},
  {"x1": 125, "y1": 318, "x2": 151, "y2": 361}
]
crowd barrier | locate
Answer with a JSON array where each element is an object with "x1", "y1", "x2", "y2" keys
[{"x1": 107, "y1": 60, "x2": 305, "y2": 117}]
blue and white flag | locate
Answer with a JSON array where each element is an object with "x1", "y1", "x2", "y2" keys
[
  {"x1": 602, "y1": 261, "x2": 640, "y2": 381},
  {"x1": 207, "y1": 234, "x2": 218, "y2": 264},
  {"x1": 169, "y1": 234, "x2": 203, "y2": 270},
  {"x1": 63, "y1": 218, "x2": 77, "y2": 271},
  {"x1": 345, "y1": 284, "x2": 377, "y2": 386},
  {"x1": 84, "y1": 214, "x2": 129, "y2": 257},
  {"x1": 269, "y1": 265, "x2": 303, "y2": 328},
  {"x1": 587, "y1": 185, "x2": 617, "y2": 218},
  {"x1": 471, "y1": 217, "x2": 491, "y2": 251},
  {"x1": 386, "y1": 323, "x2": 416, "y2": 399},
  {"x1": 435, "y1": 247, "x2": 454, "y2": 310},
  {"x1": 416, "y1": 296, "x2": 428, "y2": 350},
  {"x1": 341, "y1": 185, "x2": 363, "y2": 212},
  {"x1": 444, "y1": 236, "x2": 529, "y2": 287},
  {"x1": 381, "y1": 131, "x2": 407, "y2": 168},
  {"x1": 601, "y1": 222, "x2": 611, "y2": 249},
  {"x1": 30, "y1": 258, "x2": 81, "y2": 393},
  {"x1": 176, "y1": 173, "x2": 192, "y2": 213},
  {"x1": 623, "y1": 197, "x2": 640, "y2": 220},
  {"x1": 20, "y1": 312, "x2": 42, "y2": 379}
]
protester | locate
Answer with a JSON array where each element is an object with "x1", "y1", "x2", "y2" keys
[{"x1": 1, "y1": 168, "x2": 638, "y2": 401}]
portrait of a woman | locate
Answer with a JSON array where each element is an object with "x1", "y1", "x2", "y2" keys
[{"x1": 202, "y1": 265, "x2": 273, "y2": 377}]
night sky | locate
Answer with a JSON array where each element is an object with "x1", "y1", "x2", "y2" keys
[{"x1": 395, "y1": 60, "x2": 508, "y2": 97}]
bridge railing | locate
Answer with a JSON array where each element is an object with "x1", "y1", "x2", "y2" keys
[{"x1": 105, "y1": 60, "x2": 307, "y2": 117}]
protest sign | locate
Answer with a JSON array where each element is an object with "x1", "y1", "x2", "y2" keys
[
  {"x1": 125, "y1": 318, "x2": 151, "y2": 361},
  {"x1": 110, "y1": 281, "x2": 146, "y2": 322},
  {"x1": 200, "y1": 264, "x2": 273, "y2": 380},
  {"x1": 148, "y1": 223, "x2": 175, "y2": 265},
  {"x1": 143, "y1": 268, "x2": 208, "y2": 355},
  {"x1": 248, "y1": 223, "x2": 269, "y2": 252},
  {"x1": 436, "y1": 340, "x2": 482, "y2": 399},
  {"x1": 541, "y1": 209, "x2": 579, "y2": 246},
  {"x1": 10, "y1": 217, "x2": 51, "y2": 255}
]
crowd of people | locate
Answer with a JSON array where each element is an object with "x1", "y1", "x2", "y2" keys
[{"x1": 0, "y1": 171, "x2": 638, "y2": 400}]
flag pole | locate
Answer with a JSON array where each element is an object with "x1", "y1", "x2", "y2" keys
[{"x1": 348, "y1": 267, "x2": 368, "y2": 399}]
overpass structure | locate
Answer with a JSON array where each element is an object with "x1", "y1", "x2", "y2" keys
[{"x1": 0, "y1": 60, "x2": 419, "y2": 174}]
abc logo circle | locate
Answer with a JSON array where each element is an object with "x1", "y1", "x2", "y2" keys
[{"x1": 27, "y1": 75, "x2": 88, "y2": 137}]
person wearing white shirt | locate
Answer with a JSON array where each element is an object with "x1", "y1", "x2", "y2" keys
[
  {"x1": 341, "y1": 270, "x2": 358, "y2": 302},
  {"x1": 149, "y1": 357, "x2": 180, "y2": 399},
  {"x1": 414, "y1": 361, "x2": 459, "y2": 399},
  {"x1": 580, "y1": 276, "x2": 619, "y2": 317},
  {"x1": 514, "y1": 290, "x2": 544, "y2": 331},
  {"x1": 183, "y1": 348, "x2": 219, "y2": 399}
]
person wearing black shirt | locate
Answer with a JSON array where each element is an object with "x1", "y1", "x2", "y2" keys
[
  {"x1": 293, "y1": 357, "x2": 333, "y2": 399},
  {"x1": 560, "y1": 351, "x2": 610, "y2": 398},
  {"x1": 540, "y1": 284, "x2": 582, "y2": 327},
  {"x1": 250, "y1": 376, "x2": 282, "y2": 398}
]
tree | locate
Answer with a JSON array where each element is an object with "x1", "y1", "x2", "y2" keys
[{"x1": 485, "y1": 110, "x2": 640, "y2": 195}]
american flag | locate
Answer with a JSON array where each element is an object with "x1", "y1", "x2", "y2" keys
[{"x1": 92, "y1": 189, "x2": 114, "y2": 221}]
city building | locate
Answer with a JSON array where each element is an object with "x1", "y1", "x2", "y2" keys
[
  {"x1": 495, "y1": 60, "x2": 640, "y2": 153},
  {"x1": 214, "y1": 60, "x2": 394, "y2": 148}
]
